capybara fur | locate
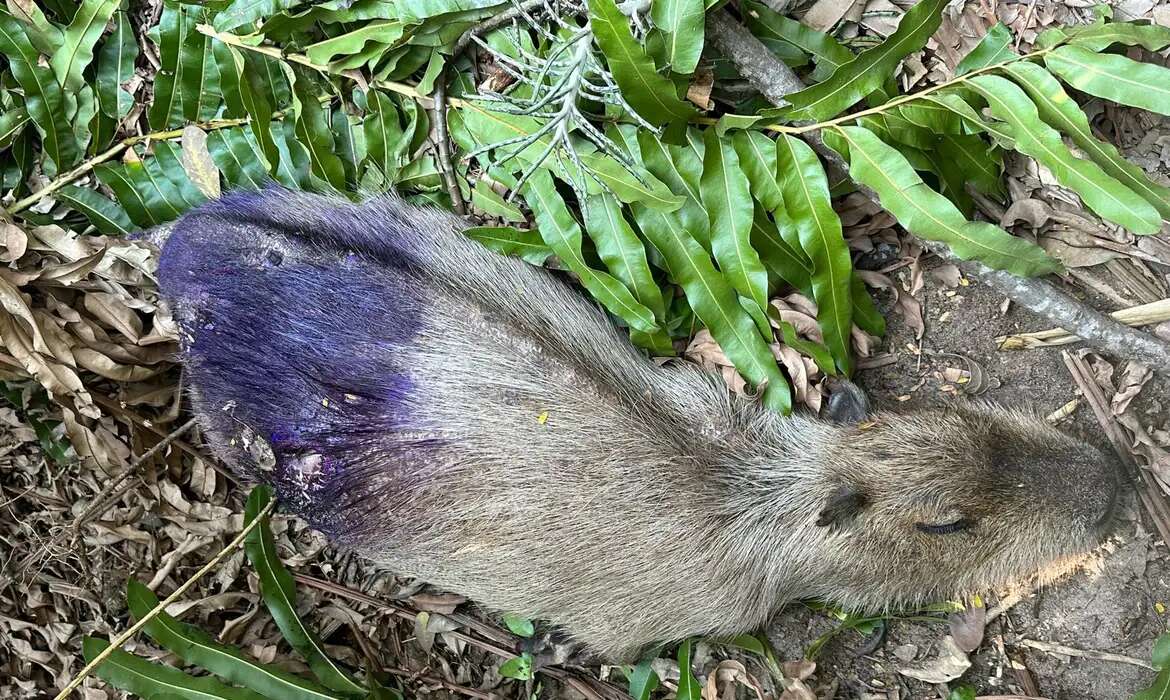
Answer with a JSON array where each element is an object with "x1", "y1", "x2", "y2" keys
[{"x1": 154, "y1": 188, "x2": 1120, "y2": 661}]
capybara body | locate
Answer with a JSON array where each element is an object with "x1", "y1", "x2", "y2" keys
[{"x1": 155, "y1": 188, "x2": 1119, "y2": 660}]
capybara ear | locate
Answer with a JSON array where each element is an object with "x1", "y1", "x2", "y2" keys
[
  {"x1": 816, "y1": 485, "x2": 869, "y2": 527},
  {"x1": 822, "y1": 378, "x2": 871, "y2": 425}
]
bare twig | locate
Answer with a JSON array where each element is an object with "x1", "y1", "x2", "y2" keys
[
  {"x1": 704, "y1": 9, "x2": 1170, "y2": 371},
  {"x1": 998, "y1": 298, "x2": 1170, "y2": 350},
  {"x1": 53, "y1": 498, "x2": 277, "y2": 699},
  {"x1": 1017, "y1": 638, "x2": 1155, "y2": 670},
  {"x1": 432, "y1": 76, "x2": 467, "y2": 215}
]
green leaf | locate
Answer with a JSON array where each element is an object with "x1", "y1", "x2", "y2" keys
[
  {"x1": 287, "y1": 67, "x2": 347, "y2": 190},
  {"x1": 230, "y1": 50, "x2": 280, "y2": 173},
  {"x1": 780, "y1": 0, "x2": 947, "y2": 120},
  {"x1": 58, "y1": 185, "x2": 135, "y2": 235},
  {"x1": 180, "y1": 20, "x2": 222, "y2": 123},
  {"x1": 0, "y1": 11, "x2": 80, "y2": 175},
  {"x1": 305, "y1": 21, "x2": 407, "y2": 65},
  {"x1": 0, "y1": 108, "x2": 30, "y2": 150},
  {"x1": 148, "y1": 0, "x2": 191, "y2": 129},
  {"x1": 1045, "y1": 45, "x2": 1170, "y2": 118},
  {"x1": 955, "y1": 23, "x2": 1014, "y2": 75},
  {"x1": 125, "y1": 579, "x2": 347, "y2": 700},
  {"x1": 827, "y1": 125, "x2": 1060, "y2": 276},
  {"x1": 731, "y1": 130, "x2": 784, "y2": 213},
  {"x1": 650, "y1": 0, "x2": 705, "y2": 74},
  {"x1": 3, "y1": 0, "x2": 62, "y2": 54},
  {"x1": 152, "y1": 140, "x2": 210, "y2": 210},
  {"x1": 51, "y1": 0, "x2": 120, "y2": 93},
  {"x1": 774, "y1": 135, "x2": 853, "y2": 375},
  {"x1": 637, "y1": 129, "x2": 710, "y2": 244},
  {"x1": 968, "y1": 73, "x2": 1162, "y2": 234},
  {"x1": 700, "y1": 129, "x2": 771, "y2": 336},
  {"x1": 629, "y1": 202, "x2": 791, "y2": 412},
  {"x1": 1061, "y1": 20, "x2": 1170, "y2": 52},
  {"x1": 750, "y1": 202, "x2": 812, "y2": 293},
  {"x1": 214, "y1": 0, "x2": 306, "y2": 31},
  {"x1": 776, "y1": 319, "x2": 837, "y2": 376},
  {"x1": 583, "y1": 193, "x2": 668, "y2": 322},
  {"x1": 623, "y1": 655, "x2": 660, "y2": 700},
  {"x1": 95, "y1": 10, "x2": 137, "y2": 121},
  {"x1": 244, "y1": 487, "x2": 366, "y2": 697},
  {"x1": 207, "y1": 127, "x2": 271, "y2": 190},
  {"x1": 499, "y1": 653, "x2": 533, "y2": 681},
  {"x1": 1002, "y1": 60, "x2": 1170, "y2": 221},
  {"x1": 470, "y1": 180, "x2": 525, "y2": 222},
  {"x1": 946, "y1": 686, "x2": 977, "y2": 700},
  {"x1": 1133, "y1": 631, "x2": 1170, "y2": 700},
  {"x1": 501, "y1": 614, "x2": 536, "y2": 638},
  {"x1": 936, "y1": 133, "x2": 1003, "y2": 197},
  {"x1": 362, "y1": 90, "x2": 407, "y2": 184},
  {"x1": 850, "y1": 273, "x2": 885, "y2": 336},
  {"x1": 587, "y1": 0, "x2": 696, "y2": 124},
  {"x1": 676, "y1": 640, "x2": 701, "y2": 700},
  {"x1": 82, "y1": 637, "x2": 267, "y2": 700},
  {"x1": 524, "y1": 171, "x2": 659, "y2": 333},
  {"x1": 94, "y1": 156, "x2": 188, "y2": 227},
  {"x1": 742, "y1": 1, "x2": 852, "y2": 82},
  {"x1": 397, "y1": 0, "x2": 506, "y2": 22},
  {"x1": 464, "y1": 226, "x2": 553, "y2": 265}
]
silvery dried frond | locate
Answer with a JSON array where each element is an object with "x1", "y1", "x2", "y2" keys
[{"x1": 466, "y1": 0, "x2": 659, "y2": 202}]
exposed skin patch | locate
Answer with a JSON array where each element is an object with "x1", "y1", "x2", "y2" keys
[{"x1": 156, "y1": 187, "x2": 1125, "y2": 661}]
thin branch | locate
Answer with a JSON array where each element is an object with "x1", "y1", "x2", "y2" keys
[
  {"x1": 705, "y1": 9, "x2": 1170, "y2": 371},
  {"x1": 432, "y1": 75, "x2": 466, "y2": 215},
  {"x1": 53, "y1": 498, "x2": 277, "y2": 700},
  {"x1": 453, "y1": 0, "x2": 548, "y2": 57}
]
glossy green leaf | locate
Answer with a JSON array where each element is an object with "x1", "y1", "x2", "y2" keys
[
  {"x1": 1002, "y1": 60, "x2": 1170, "y2": 221},
  {"x1": 286, "y1": 68, "x2": 347, "y2": 190},
  {"x1": 464, "y1": 226, "x2": 553, "y2": 265},
  {"x1": 624, "y1": 655, "x2": 660, "y2": 700},
  {"x1": 233, "y1": 50, "x2": 280, "y2": 172},
  {"x1": 1132, "y1": 632, "x2": 1170, "y2": 700},
  {"x1": 470, "y1": 180, "x2": 525, "y2": 222},
  {"x1": 850, "y1": 273, "x2": 885, "y2": 336},
  {"x1": 148, "y1": 0, "x2": 191, "y2": 129},
  {"x1": 701, "y1": 129, "x2": 771, "y2": 335},
  {"x1": 937, "y1": 133, "x2": 1003, "y2": 196},
  {"x1": 180, "y1": 18, "x2": 222, "y2": 123},
  {"x1": 51, "y1": 0, "x2": 120, "y2": 93},
  {"x1": 4, "y1": 0, "x2": 62, "y2": 54},
  {"x1": 305, "y1": 21, "x2": 407, "y2": 65},
  {"x1": 731, "y1": 130, "x2": 784, "y2": 213},
  {"x1": 774, "y1": 135, "x2": 853, "y2": 374},
  {"x1": 244, "y1": 487, "x2": 366, "y2": 697},
  {"x1": 501, "y1": 614, "x2": 536, "y2": 638},
  {"x1": 82, "y1": 637, "x2": 267, "y2": 700},
  {"x1": 1045, "y1": 45, "x2": 1170, "y2": 118},
  {"x1": 629, "y1": 202, "x2": 791, "y2": 412},
  {"x1": 636, "y1": 129, "x2": 710, "y2": 244},
  {"x1": 152, "y1": 141, "x2": 210, "y2": 210},
  {"x1": 214, "y1": 0, "x2": 305, "y2": 31},
  {"x1": 58, "y1": 185, "x2": 134, "y2": 235},
  {"x1": 583, "y1": 193, "x2": 667, "y2": 322},
  {"x1": 1056, "y1": 20, "x2": 1170, "y2": 52},
  {"x1": 742, "y1": 1, "x2": 852, "y2": 82},
  {"x1": 828, "y1": 125, "x2": 1060, "y2": 276},
  {"x1": 968, "y1": 74, "x2": 1162, "y2": 234},
  {"x1": 363, "y1": 90, "x2": 407, "y2": 184},
  {"x1": 397, "y1": 0, "x2": 506, "y2": 22},
  {"x1": 781, "y1": 0, "x2": 947, "y2": 120},
  {"x1": 126, "y1": 579, "x2": 346, "y2": 700},
  {"x1": 0, "y1": 109, "x2": 29, "y2": 150},
  {"x1": 95, "y1": 154, "x2": 191, "y2": 227},
  {"x1": 499, "y1": 653, "x2": 534, "y2": 680},
  {"x1": 0, "y1": 11, "x2": 80, "y2": 175},
  {"x1": 955, "y1": 23, "x2": 1014, "y2": 75},
  {"x1": 650, "y1": 0, "x2": 705, "y2": 74},
  {"x1": 524, "y1": 170, "x2": 659, "y2": 333},
  {"x1": 677, "y1": 640, "x2": 701, "y2": 700},
  {"x1": 207, "y1": 127, "x2": 270, "y2": 190},
  {"x1": 751, "y1": 202, "x2": 812, "y2": 293},
  {"x1": 587, "y1": 0, "x2": 696, "y2": 124},
  {"x1": 95, "y1": 10, "x2": 137, "y2": 121}
]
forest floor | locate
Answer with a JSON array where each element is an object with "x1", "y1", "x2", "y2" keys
[{"x1": 3, "y1": 0, "x2": 1170, "y2": 699}]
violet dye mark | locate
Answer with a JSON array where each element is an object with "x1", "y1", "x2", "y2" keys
[{"x1": 157, "y1": 188, "x2": 435, "y2": 532}]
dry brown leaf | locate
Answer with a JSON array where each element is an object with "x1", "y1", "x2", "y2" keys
[
  {"x1": 1, "y1": 221, "x2": 28, "y2": 262},
  {"x1": 897, "y1": 635, "x2": 971, "y2": 683},
  {"x1": 181, "y1": 125, "x2": 222, "y2": 199}
]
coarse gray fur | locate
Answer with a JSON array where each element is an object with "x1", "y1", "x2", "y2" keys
[{"x1": 155, "y1": 188, "x2": 1121, "y2": 661}]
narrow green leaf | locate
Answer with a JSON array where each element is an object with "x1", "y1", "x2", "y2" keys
[
  {"x1": 4, "y1": 0, "x2": 62, "y2": 54},
  {"x1": 742, "y1": 1, "x2": 852, "y2": 82},
  {"x1": 58, "y1": 185, "x2": 134, "y2": 235},
  {"x1": 781, "y1": 0, "x2": 947, "y2": 120},
  {"x1": 125, "y1": 579, "x2": 345, "y2": 700},
  {"x1": 51, "y1": 0, "x2": 120, "y2": 93},
  {"x1": 1062, "y1": 21, "x2": 1170, "y2": 52},
  {"x1": 850, "y1": 273, "x2": 885, "y2": 336},
  {"x1": 362, "y1": 90, "x2": 407, "y2": 184},
  {"x1": 305, "y1": 21, "x2": 407, "y2": 65},
  {"x1": 148, "y1": 0, "x2": 191, "y2": 129},
  {"x1": 937, "y1": 134, "x2": 1003, "y2": 196},
  {"x1": 286, "y1": 67, "x2": 347, "y2": 190},
  {"x1": 676, "y1": 640, "x2": 701, "y2": 700},
  {"x1": 180, "y1": 19, "x2": 222, "y2": 123},
  {"x1": 828, "y1": 125, "x2": 1060, "y2": 276},
  {"x1": 955, "y1": 23, "x2": 1014, "y2": 75},
  {"x1": 731, "y1": 130, "x2": 784, "y2": 212},
  {"x1": 650, "y1": 0, "x2": 705, "y2": 74},
  {"x1": 95, "y1": 10, "x2": 137, "y2": 121},
  {"x1": 624, "y1": 655, "x2": 660, "y2": 700},
  {"x1": 775, "y1": 319, "x2": 837, "y2": 376},
  {"x1": 233, "y1": 50, "x2": 280, "y2": 172},
  {"x1": 95, "y1": 154, "x2": 190, "y2": 227},
  {"x1": 701, "y1": 129, "x2": 771, "y2": 336},
  {"x1": 629, "y1": 203, "x2": 791, "y2": 412},
  {"x1": 213, "y1": 0, "x2": 306, "y2": 31},
  {"x1": 582, "y1": 192, "x2": 667, "y2": 321},
  {"x1": 968, "y1": 73, "x2": 1162, "y2": 234},
  {"x1": 470, "y1": 180, "x2": 525, "y2": 222},
  {"x1": 587, "y1": 0, "x2": 696, "y2": 124},
  {"x1": 523, "y1": 170, "x2": 659, "y2": 334},
  {"x1": 0, "y1": 108, "x2": 29, "y2": 150},
  {"x1": 750, "y1": 203, "x2": 812, "y2": 293},
  {"x1": 464, "y1": 226, "x2": 553, "y2": 265},
  {"x1": 637, "y1": 129, "x2": 709, "y2": 244},
  {"x1": 1045, "y1": 45, "x2": 1170, "y2": 118},
  {"x1": 207, "y1": 127, "x2": 270, "y2": 190},
  {"x1": 152, "y1": 141, "x2": 210, "y2": 211},
  {"x1": 397, "y1": 0, "x2": 506, "y2": 22},
  {"x1": 0, "y1": 11, "x2": 80, "y2": 175},
  {"x1": 1132, "y1": 632, "x2": 1170, "y2": 700},
  {"x1": 1002, "y1": 60, "x2": 1170, "y2": 221},
  {"x1": 244, "y1": 487, "x2": 366, "y2": 697},
  {"x1": 774, "y1": 135, "x2": 853, "y2": 375},
  {"x1": 82, "y1": 637, "x2": 267, "y2": 700}
]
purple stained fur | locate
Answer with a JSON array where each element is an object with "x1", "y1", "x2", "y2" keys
[{"x1": 156, "y1": 188, "x2": 429, "y2": 535}]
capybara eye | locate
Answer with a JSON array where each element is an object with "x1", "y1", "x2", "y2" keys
[{"x1": 915, "y1": 519, "x2": 972, "y2": 535}]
